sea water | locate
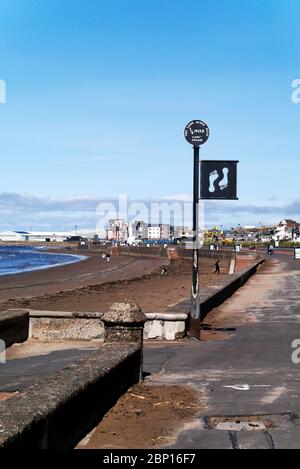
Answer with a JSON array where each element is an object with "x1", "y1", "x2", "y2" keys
[{"x1": 0, "y1": 245, "x2": 86, "y2": 276}]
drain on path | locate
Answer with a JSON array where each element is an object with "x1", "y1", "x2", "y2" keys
[
  {"x1": 208, "y1": 415, "x2": 274, "y2": 432},
  {"x1": 200, "y1": 324, "x2": 236, "y2": 341},
  {"x1": 201, "y1": 324, "x2": 236, "y2": 332}
]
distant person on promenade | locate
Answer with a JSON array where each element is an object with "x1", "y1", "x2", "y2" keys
[
  {"x1": 214, "y1": 259, "x2": 220, "y2": 274},
  {"x1": 106, "y1": 253, "x2": 111, "y2": 263}
]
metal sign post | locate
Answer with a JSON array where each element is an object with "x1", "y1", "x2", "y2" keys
[
  {"x1": 184, "y1": 120, "x2": 210, "y2": 340},
  {"x1": 184, "y1": 120, "x2": 239, "y2": 341},
  {"x1": 191, "y1": 144, "x2": 200, "y2": 337}
]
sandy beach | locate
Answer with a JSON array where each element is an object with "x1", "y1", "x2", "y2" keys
[{"x1": 0, "y1": 246, "x2": 232, "y2": 314}]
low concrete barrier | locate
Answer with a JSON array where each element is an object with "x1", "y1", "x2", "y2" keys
[
  {"x1": 144, "y1": 312, "x2": 187, "y2": 340},
  {"x1": 0, "y1": 310, "x2": 29, "y2": 348},
  {"x1": 28, "y1": 310, "x2": 187, "y2": 341},
  {"x1": 168, "y1": 247, "x2": 234, "y2": 274},
  {"x1": 115, "y1": 245, "x2": 169, "y2": 258},
  {"x1": 29, "y1": 310, "x2": 104, "y2": 341}
]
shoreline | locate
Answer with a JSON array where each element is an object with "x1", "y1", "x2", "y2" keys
[{"x1": 0, "y1": 244, "x2": 88, "y2": 277}]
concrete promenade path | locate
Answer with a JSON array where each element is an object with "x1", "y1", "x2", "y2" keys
[{"x1": 144, "y1": 254, "x2": 300, "y2": 449}]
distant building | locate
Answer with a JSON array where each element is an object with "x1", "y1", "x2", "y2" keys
[
  {"x1": 107, "y1": 219, "x2": 128, "y2": 241},
  {"x1": 0, "y1": 231, "x2": 78, "y2": 242},
  {"x1": 0, "y1": 231, "x2": 30, "y2": 242},
  {"x1": 26, "y1": 232, "x2": 73, "y2": 242},
  {"x1": 147, "y1": 225, "x2": 161, "y2": 239},
  {"x1": 174, "y1": 226, "x2": 193, "y2": 239},
  {"x1": 159, "y1": 224, "x2": 171, "y2": 239},
  {"x1": 275, "y1": 219, "x2": 300, "y2": 240},
  {"x1": 131, "y1": 221, "x2": 148, "y2": 240}
]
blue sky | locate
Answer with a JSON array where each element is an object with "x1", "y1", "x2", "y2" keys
[{"x1": 0, "y1": 0, "x2": 300, "y2": 230}]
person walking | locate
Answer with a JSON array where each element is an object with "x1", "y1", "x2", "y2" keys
[
  {"x1": 214, "y1": 259, "x2": 220, "y2": 274},
  {"x1": 106, "y1": 252, "x2": 111, "y2": 263}
]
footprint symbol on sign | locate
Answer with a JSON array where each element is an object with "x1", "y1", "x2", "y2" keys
[
  {"x1": 219, "y1": 167, "x2": 229, "y2": 191},
  {"x1": 209, "y1": 170, "x2": 219, "y2": 193}
]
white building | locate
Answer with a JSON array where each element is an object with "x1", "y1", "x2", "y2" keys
[
  {"x1": 174, "y1": 226, "x2": 193, "y2": 239},
  {"x1": 26, "y1": 232, "x2": 73, "y2": 242},
  {"x1": 274, "y1": 219, "x2": 300, "y2": 240},
  {"x1": 107, "y1": 219, "x2": 128, "y2": 241},
  {"x1": 0, "y1": 230, "x2": 73, "y2": 242},
  {"x1": 160, "y1": 224, "x2": 171, "y2": 239},
  {"x1": 147, "y1": 225, "x2": 161, "y2": 239},
  {"x1": 0, "y1": 231, "x2": 30, "y2": 242}
]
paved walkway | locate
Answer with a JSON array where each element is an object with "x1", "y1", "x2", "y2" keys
[{"x1": 144, "y1": 254, "x2": 300, "y2": 449}]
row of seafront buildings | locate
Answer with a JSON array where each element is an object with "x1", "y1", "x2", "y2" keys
[
  {"x1": 107, "y1": 220, "x2": 192, "y2": 243},
  {"x1": 0, "y1": 222, "x2": 193, "y2": 244},
  {"x1": 223, "y1": 219, "x2": 300, "y2": 243},
  {"x1": 0, "y1": 219, "x2": 299, "y2": 245}
]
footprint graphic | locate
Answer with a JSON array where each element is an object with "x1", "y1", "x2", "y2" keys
[
  {"x1": 219, "y1": 167, "x2": 229, "y2": 191},
  {"x1": 209, "y1": 170, "x2": 219, "y2": 193}
]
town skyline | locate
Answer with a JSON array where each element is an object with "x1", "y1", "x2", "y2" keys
[{"x1": 1, "y1": 218, "x2": 299, "y2": 245}]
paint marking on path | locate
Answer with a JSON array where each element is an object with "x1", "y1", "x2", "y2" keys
[{"x1": 223, "y1": 384, "x2": 271, "y2": 391}]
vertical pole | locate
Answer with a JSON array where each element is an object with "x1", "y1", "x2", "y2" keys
[{"x1": 188, "y1": 145, "x2": 201, "y2": 340}]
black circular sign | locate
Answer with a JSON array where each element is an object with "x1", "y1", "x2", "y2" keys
[{"x1": 184, "y1": 120, "x2": 210, "y2": 146}]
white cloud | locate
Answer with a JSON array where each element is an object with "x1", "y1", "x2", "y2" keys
[{"x1": 0, "y1": 192, "x2": 300, "y2": 231}]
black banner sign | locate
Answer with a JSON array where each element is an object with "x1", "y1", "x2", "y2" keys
[{"x1": 200, "y1": 160, "x2": 239, "y2": 200}]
